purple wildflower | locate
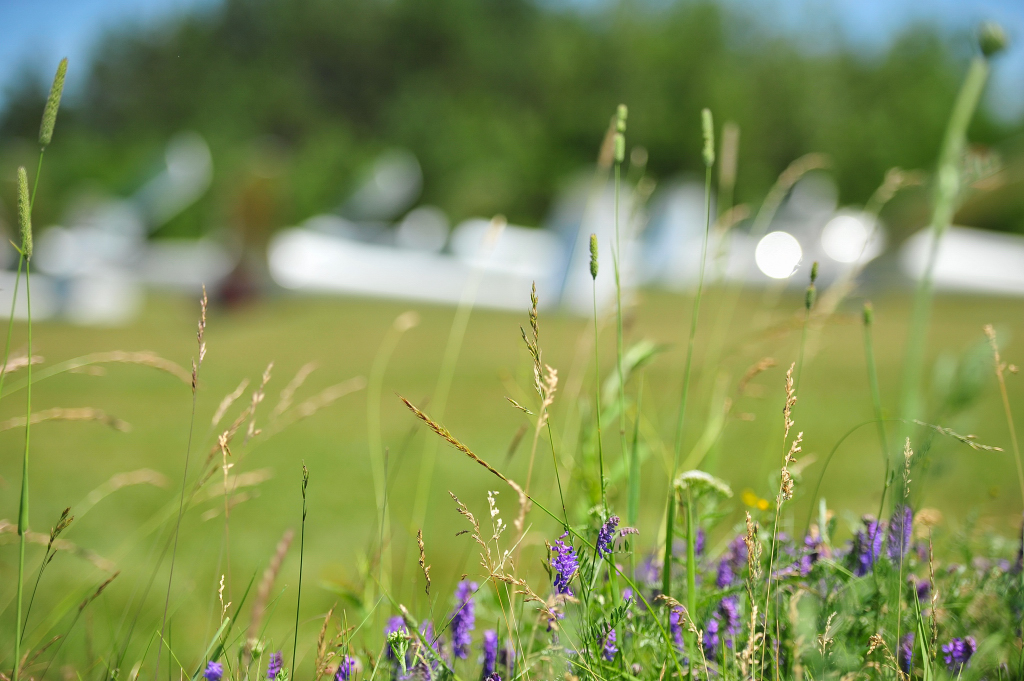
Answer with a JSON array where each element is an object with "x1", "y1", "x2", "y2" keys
[
  {"x1": 481, "y1": 630, "x2": 497, "y2": 679},
  {"x1": 703, "y1": 615, "x2": 720, "y2": 657},
  {"x1": 1016, "y1": 512, "x2": 1024, "y2": 574},
  {"x1": 899, "y1": 633, "x2": 914, "y2": 675},
  {"x1": 485, "y1": 675, "x2": 501, "y2": 681},
  {"x1": 942, "y1": 636, "x2": 976, "y2": 673},
  {"x1": 670, "y1": 608, "x2": 684, "y2": 650},
  {"x1": 335, "y1": 656, "x2": 356, "y2": 681},
  {"x1": 267, "y1": 652, "x2": 283, "y2": 681},
  {"x1": 551, "y1": 533, "x2": 579, "y2": 595},
  {"x1": 696, "y1": 528, "x2": 706, "y2": 557},
  {"x1": 622, "y1": 587, "x2": 633, "y2": 602},
  {"x1": 597, "y1": 515, "x2": 619, "y2": 558},
  {"x1": 450, "y1": 580, "x2": 477, "y2": 659},
  {"x1": 912, "y1": 577, "x2": 930, "y2": 603},
  {"x1": 385, "y1": 616, "x2": 407, "y2": 661},
  {"x1": 887, "y1": 505, "x2": 913, "y2": 562},
  {"x1": 852, "y1": 516, "x2": 884, "y2": 576},
  {"x1": 204, "y1": 662, "x2": 223, "y2": 681},
  {"x1": 601, "y1": 627, "x2": 618, "y2": 662},
  {"x1": 719, "y1": 596, "x2": 741, "y2": 638},
  {"x1": 716, "y1": 536, "x2": 748, "y2": 588}
]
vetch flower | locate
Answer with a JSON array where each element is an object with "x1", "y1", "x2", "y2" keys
[
  {"x1": 851, "y1": 517, "x2": 884, "y2": 576},
  {"x1": 899, "y1": 633, "x2": 914, "y2": 675},
  {"x1": 204, "y1": 661, "x2": 223, "y2": 681},
  {"x1": 335, "y1": 656, "x2": 356, "y2": 681},
  {"x1": 267, "y1": 652, "x2": 283, "y2": 681},
  {"x1": 942, "y1": 636, "x2": 976, "y2": 673},
  {"x1": 481, "y1": 630, "x2": 497, "y2": 679},
  {"x1": 887, "y1": 505, "x2": 913, "y2": 561},
  {"x1": 703, "y1": 614, "x2": 720, "y2": 657},
  {"x1": 669, "y1": 608, "x2": 684, "y2": 651},
  {"x1": 551, "y1": 533, "x2": 579, "y2": 595},
  {"x1": 601, "y1": 627, "x2": 617, "y2": 662},
  {"x1": 597, "y1": 515, "x2": 619, "y2": 558},
  {"x1": 720, "y1": 596, "x2": 741, "y2": 639},
  {"x1": 450, "y1": 580, "x2": 477, "y2": 659},
  {"x1": 385, "y1": 617, "x2": 407, "y2": 661}
]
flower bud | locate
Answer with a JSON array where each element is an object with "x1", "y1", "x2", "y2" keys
[
  {"x1": 978, "y1": 22, "x2": 1007, "y2": 58},
  {"x1": 863, "y1": 301, "x2": 874, "y2": 326}
]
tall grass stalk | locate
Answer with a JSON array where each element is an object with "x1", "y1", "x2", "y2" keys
[
  {"x1": 411, "y1": 217, "x2": 504, "y2": 531},
  {"x1": 156, "y1": 287, "x2": 207, "y2": 681},
  {"x1": 794, "y1": 263, "x2": 817, "y2": 393},
  {"x1": 367, "y1": 312, "x2": 418, "y2": 604},
  {"x1": 984, "y1": 325, "x2": 1024, "y2": 507},
  {"x1": 12, "y1": 57, "x2": 65, "y2": 681},
  {"x1": 292, "y1": 464, "x2": 309, "y2": 681},
  {"x1": 662, "y1": 108, "x2": 715, "y2": 602},
  {"x1": 898, "y1": 35, "x2": 999, "y2": 455},
  {"x1": 862, "y1": 303, "x2": 893, "y2": 516},
  {"x1": 611, "y1": 104, "x2": 628, "y2": 518},
  {"x1": 589, "y1": 234, "x2": 607, "y2": 509},
  {"x1": 13, "y1": 166, "x2": 34, "y2": 681}
]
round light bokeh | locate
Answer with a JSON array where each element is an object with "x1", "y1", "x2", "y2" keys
[
  {"x1": 821, "y1": 213, "x2": 878, "y2": 263},
  {"x1": 755, "y1": 231, "x2": 803, "y2": 279}
]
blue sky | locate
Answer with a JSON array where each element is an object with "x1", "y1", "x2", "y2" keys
[{"x1": 1, "y1": 0, "x2": 1023, "y2": 118}]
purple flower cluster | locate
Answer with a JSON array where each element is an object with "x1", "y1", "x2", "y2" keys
[
  {"x1": 719, "y1": 596, "x2": 740, "y2": 639},
  {"x1": 481, "y1": 630, "x2": 498, "y2": 679},
  {"x1": 551, "y1": 533, "x2": 579, "y2": 595},
  {"x1": 335, "y1": 656, "x2": 356, "y2": 681},
  {"x1": 601, "y1": 627, "x2": 618, "y2": 662},
  {"x1": 669, "y1": 608, "x2": 684, "y2": 650},
  {"x1": 942, "y1": 636, "x2": 976, "y2": 673},
  {"x1": 267, "y1": 652, "x2": 283, "y2": 681},
  {"x1": 385, "y1": 616, "x2": 407, "y2": 661},
  {"x1": 899, "y1": 633, "x2": 914, "y2": 674},
  {"x1": 716, "y1": 536, "x2": 748, "y2": 589},
  {"x1": 450, "y1": 580, "x2": 477, "y2": 659},
  {"x1": 597, "y1": 515, "x2": 619, "y2": 558},
  {"x1": 887, "y1": 504, "x2": 913, "y2": 561},
  {"x1": 204, "y1": 662, "x2": 223, "y2": 681},
  {"x1": 851, "y1": 516, "x2": 884, "y2": 576},
  {"x1": 703, "y1": 615, "x2": 720, "y2": 657}
]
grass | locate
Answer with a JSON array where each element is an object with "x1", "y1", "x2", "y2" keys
[
  {"x1": 4, "y1": 36, "x2": 1023, "y2": 677},
  {"x1": 1, "y1": 288, "x2": 1023, "y2": 663}
]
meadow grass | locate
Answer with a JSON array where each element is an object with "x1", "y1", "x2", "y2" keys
[{"x1": 4, "y1": 31, "x2": 1024, "y2": 680}]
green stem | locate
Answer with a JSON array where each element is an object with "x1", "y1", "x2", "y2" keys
[
  {"x1": 612, "y1": 161, "x2": 627, "y2": 505},
  {"x1": 898, "y1": 56, "x2": 990, "y2": 452},
  {"x1": 593, "y1": 282, "x2": 606, "y2": 510},
  {"x1": 685, "y1": 489, "x2": 697, "y2": 669},
  {"x1": 292, "y1": 466, "x2": 308, "y2": 681},
  {"x1": 14, "y1": 259, "x2": 32, "y2": 681},
  {"x1": 662, "y1": 164, "x2": 713, "y2": 604}
]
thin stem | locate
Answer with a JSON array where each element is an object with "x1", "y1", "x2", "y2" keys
[
  {"x1": 898, "y1": 56, "x2": 989, "y2": 450},
  {"x1": 292, "y1": 465, "x2": 309, "y2": 681},
  {"x1": 13, "y1": 259, "x2": 32, "y2": 681},
  {"x1": 662, "y1": 164, "x2": 714, "y2": 602},
  {"x1": 593, "y1": 281, "x2": 606, "y2": 510},
  {"x1": 685, "y1": 489, "x2": 697, "y2": 669},
  {"x1": 612, "y1": 161, "x2": 627, "y2": 501}
]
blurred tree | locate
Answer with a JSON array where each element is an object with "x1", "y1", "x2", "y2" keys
[{"x1": 0, "y1": 0, "x2": 1019, "y2": 235}]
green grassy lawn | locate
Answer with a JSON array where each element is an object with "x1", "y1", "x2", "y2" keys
[{"x1": 1, "y1": 286, "x2": 1022, "y2": 665}]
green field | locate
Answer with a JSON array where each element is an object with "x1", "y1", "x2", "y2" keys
[{"x1": 1, "y1": 286, "x2": 1022, "y2": 664}]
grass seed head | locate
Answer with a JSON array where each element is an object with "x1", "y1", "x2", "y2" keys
[
  {"x1": 39, "y1": 58, "x2": 68, "y2": 147},
  {"x1": 17, "y1": 166, "x2": 32, "y2": 259},
  {"x1": 589, "y1": 234, "x2": 599, "y2": 279},
  {"x1": 701, "y1": 108, "x2": 715, "y2": 167}
]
